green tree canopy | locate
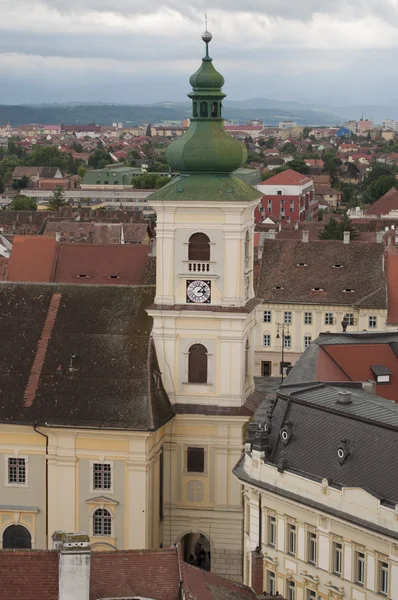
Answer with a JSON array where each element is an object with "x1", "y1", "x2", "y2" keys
[
  {"x1": 364, "y1": 176, "x2": 398, "y2": 204},
  {"x1": 48, "y1": 187, "x2": 67, "y2": 211},
  {"x1": 319, "y1": 215, "x2": 358, "y2": 240},
  {"x1": 281, "y1": 142, "x2": 297, "y2": 154},
  {"x1": 87, "y1": 149, "x2": 113, "y2": 169},
  {"x1": 11, "y1": 174, "x2": 29, "y2": 190},
  {"x1": 287, "y1": 159, "x2": 310, "y2": 175},
  {"x1": 9, "y1": 195, "x2": 37, "y2": 211},
  {"x1": 132, "y1": 173, "x2": 168, "y2": 189}
]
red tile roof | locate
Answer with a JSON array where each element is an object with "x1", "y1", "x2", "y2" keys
[
  {"x1": 365, "y1": 187, "x2": 398, "y2": 216},
  {"x1": 0, "y1": 551, "x2": 58, "y2": 600},
  {"x1": 259, "y1": 169, "x2": 312, "y2": 186},
  {"x1": 387, "y1": 246, "x2": 398, "y2": 325},
  {"x1": 8, "y1": 236, "x2": 58, "y2": 282}
]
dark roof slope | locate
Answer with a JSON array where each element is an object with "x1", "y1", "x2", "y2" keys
[
  {"x1": 365, "y1": 187, "x2": 398, "y2": 216},
  {"x1": 0, "y1": 283, "x2": 173, "y2": 430},
  {"x1": 257, "y1": 239, "x2": 386, "y2": 306},
  {"x1": 266, "y1": 383, "x2": 398, "y2": 504}
]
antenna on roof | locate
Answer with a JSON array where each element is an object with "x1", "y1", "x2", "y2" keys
[{"x1": 205, "y1": 9, "x2": 208, "y2": 31}]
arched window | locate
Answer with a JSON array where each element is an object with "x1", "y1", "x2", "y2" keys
[
  {"x1": 3, "y1": 525, "x2": 31, "y2": 549},
  {"x1": 245, "y1": 339, "x2": 250, "y2": 378},
  {"x1": 211, "y1": 102, "x2": 218, "y2": 118},
  {"x1": 93, "y1": 508, "x2": 112, "y2": 536},
  {"x1": 188, "y1": 344, "x2": 208, "y2": 384},
  {"x1": 193, "y1": 102, "x2": 198, "y2": 118},
  {"x1": 200, "y1": 102, "x2": 208, "y2": 118},
  {"x1": 189, "y1": 233, "x2": 210, "y2": 261}
]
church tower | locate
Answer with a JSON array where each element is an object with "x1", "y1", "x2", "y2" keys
[{"x1": 147, "y1": 31, "x2": 262, "y2": 581}]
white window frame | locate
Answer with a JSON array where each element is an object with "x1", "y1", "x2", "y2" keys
[
  {"x1": 304, "y1": 336, "x2": 312, "y2": 349},
  {"x1": 263, "y1": 334, "x2": 271, "y2": 347},
  {"x1": 288, "y1": 523, "x2": 296, "y2": 556},
  {"x1": 287, "y1": 579, "x2": 296, "y2": 600},
  {"x1": 333, "y1": 541, "x2": 343, "y2": 576},
  {"x1": 368, "y1": 315, "x2": 377, "y2": 329},
  {"x1": 92, "y1": 507, "x2": 113, "y2": 537},
  {"x1": 284, "y1": 335, "x2": 292, "y2": 349},
  {"x1": 90, "y1": 460, "x2": 114, "y2": 494},
  {"x1": 355, "y1": 551, "x2": 365, "y2": 585},
  {"x1": 308, "y1": 532, "x2": 317, "y2": 565},
  {"x1": 263, "y1": 310, "x2": 272, "y2": 323},
  {"x1": 267, "y1": 570, "x2": 276, "y2": 595},
  {"x1": 304, "y1": 312, "x2": 312, "y2": 325},
  {"x1": 284, "y1": 311, "x2": 292, "y2": 324},
  {"x1": 345, "y1": 313, "x2": 354, "y2": 326},
  {"x1": 5, "y1": 455, "x2": 29, "y2": 488},
  {"x1": 378, "y1": 560, "x2": 389, "y2": 596},
  {"x1": 325, "y1": 312, "x2": 334, "y2": 325},
  {"x1": 268, "y1": 515, "x2": 276, "y2": 548}
]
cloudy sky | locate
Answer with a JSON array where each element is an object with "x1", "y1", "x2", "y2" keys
[{"x1": 1, "y1": 0, "x2": 398, "y2": 106}]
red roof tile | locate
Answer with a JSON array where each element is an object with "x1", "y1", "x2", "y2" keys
[
  {"x1": 8, "y1": 236, "x2": 57, "y2": 282},
  {"x1": 0, "y1": 551, "x2": 58, "y2": 600},
  {"x1": 259, "y1": 169, "x2": 312, "y2": 186},
  {"x1": 365, "y1": 187, "x2": 398, "y2": 216}
]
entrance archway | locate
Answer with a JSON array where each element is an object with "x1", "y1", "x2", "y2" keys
[
  {"x1": 181, "y1": 532, "x2": 211, "y2": 571},
  {"x1": 3, "y1": 525, "x2": 32, "y2": 549}
]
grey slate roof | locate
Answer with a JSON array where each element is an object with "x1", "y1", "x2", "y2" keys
[
  {"x1": 257, "y1": 239, "x2": 386, "y2": 306},
  {"x1": 0, "y1": 282, "x2": 174, "y2": 430}
]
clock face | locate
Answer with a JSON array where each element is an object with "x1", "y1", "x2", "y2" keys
[{"x1": 186, "y1": 280, "x2": 211, "y2": 304}]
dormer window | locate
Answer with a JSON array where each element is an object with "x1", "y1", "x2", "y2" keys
[
  {"x1": 343, "y1": 288, "x2": 355, "y2": 293},
  {"x1": 371, "y1": 365, "x2": 391, "y2": 384},
  {"x1": 332, "y1": 264, "x2": 344, "y2": 268},
  {"x1": 274, "y1": 286, "x2": 284, "y2": 290},
  {"x1": 311, "y1": 287, "x2": 324, "y2": 292},
  {"x1": 296, "y1": 263, "x2": 308, "y2": 267}
]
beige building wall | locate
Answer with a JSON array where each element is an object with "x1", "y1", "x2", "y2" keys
[
  {"x1": 254, "y1": 303, "x2": 388, "y2": 377},
  {"x1": 241, "y1": 453, "x2": 398, "y2": 599}
]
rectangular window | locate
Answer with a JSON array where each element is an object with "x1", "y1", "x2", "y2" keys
[
  {"x1": 287, "y1": 580, "x2": 295, "y2": 600},
  {"x1": 288, "y1": 524, "x2": 296, "y2": 556},
  {"x1": 333, "y1": 542, "x2": 342, "y2": 576},
  {"x1": 345, "y1": 313, "x2": 354, "y2": 326},
  {"x1": 268, "y1": 516, "x2": 276, "y2": 547},
  {"x1": 290, "y1": 200, "x2": 295, "y2": 210},
  {"x1": 284, "y1": 335, "x2": 291, "y2": 349},
  {"x1": 159, "y1": 448, "x2": 164, "y2": 521},
  {"x1": 378, "y1": 560, "x2": 389, "y2": 595},
  {"x1": 308, "y1": 532, "x2": 317, "y2": 565},
  {"x1": 8, "y1": 458, "x2": 26, "y2": 484},
  {"x1": 355, "y1": 551, "x2": 365, "y2": 585},
  {"x1": 304, "y1": 312, "x2": 312, "y2": 324},
  {"x1": 368, "y1": 315, "x2": 377, "y2": 329},
  {"x1": 263, "y1": 310, "x2": 272, "y2": 323},
  {"x1": 267, "y1": 200, "x2": 272, "y2": 210},
  {"x1": 304, "y1": 336, "x2": 312, "y2": 349},
  {"x1": 187, "y1": 447, "x2": 205, "y2": 473},
  {"x1": 263, "y1": 334, "x2": 271, "y2": 347},
  {"x1": 277, "y1": 190, "x2": 282, "y2": 195},
  {"x1": 267, "y1": 571, "x2": 276, "y2": 595},
  {"x1": 325, "y1": 312, "x2": 334, "y2": 325},
  {"x1": 93, "y1": 463, "x2": 112, "y2": 490},
  {"x1": 306, "y1": 591, "x2": 316, "y2": 600},
  {"x1": 284, "y1": 311, "x2": 292, "y2": 324}
]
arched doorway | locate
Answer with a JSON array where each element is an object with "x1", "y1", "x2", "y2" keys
[
  {"x1": 181, "y1": 532, "x2": 211, "y2": 571},
  {"x1": 3, "y1": 525, "x2": 32, "y2": 549}
]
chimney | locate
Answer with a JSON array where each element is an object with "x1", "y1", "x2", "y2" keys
[
  {"x1": 376, "y1": 231, "x2": 384, "y2": 243},
  {"x1": 56, "y1": 532, "x2": 91, "y2": 600},
  {"x1": 55, "y1": 232, "x2": 61, "y2": 242},
  {"x1": 294, "y1": 222, "x2": 299, "y2": 230},
  {"x1": 268, "y1": 229, "x2": 276, "y2": 240},
  {"x1": 388, "y1": 236, "x2": 392, "y2": 246},
  {"x1": 302, "y1": 230, "x2": 309, "y2": 243},
  {"x1": 251, "y1": 549, "x2": 264, "y2": 595},
  {"x1": 343, "y1": 231, "x2": 350, "y2": 244},
  {"x1": 337, "y1": 391, "x2": 352, "y2": 405},
  {"x1": 395, "y1": 233, "x2": 398, "y2": 246},
  {"x1": 362, "y1": 379, "x2": 376, "y2": 395}
]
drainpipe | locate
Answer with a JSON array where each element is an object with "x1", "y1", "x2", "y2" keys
[{"x1": 33, "y1": 423, "x2": 49, "y2": 549}]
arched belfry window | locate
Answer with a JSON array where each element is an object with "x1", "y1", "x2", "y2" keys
[
  {"x1": 245, "y1": 339, "x2": 250, "y2": 378},
  {"x1": 3, "y1": 525, "x2": 31, "y2": 549},
  {"x1": 193, "y1": 102, "x2": 198, "y2": 118},
  {"x1": 200, "y1": 102, "x2": 208, "y2": 118},
  {"x1": 211, "y1": 102, "x2": 218, "y2": 118},
  {"x1": 189, "y1": 233, "x2": 210, "y2": 261},
  {"x1": 188, "y1": 344, "x2": 208, "y2": 384}
]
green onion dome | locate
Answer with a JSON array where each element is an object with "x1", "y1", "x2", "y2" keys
[{"x1": 166, "y1": 31, "x2": 247, "y2": 173}]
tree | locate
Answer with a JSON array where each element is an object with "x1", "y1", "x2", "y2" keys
[
  {"x1": 9, "y1": 195, "x2": 37, "y2": 211},
  {"x1": 366, "y1": 132, "x2": 372, "y2": 141},
  {"x1": 12, "y1": 175, "x2": 29, "y2": 190},
  {"x1": 48, "y1": 186, "x2": 67, "y2": 211},
  {"x1": 322, "y1": 151, "x2": 342, "y2": 185},
  {"x1": 319, "y1": 215, "x2": 358, "y2": 240},
  {"x1": 131, "y1": 174, "x2": 168, "y2": 189},
  {"x1": 77, "y1": 165, "x2": 87, "y2": 178},
  {"x1": 261, "y1": 166, "x2": 288, "y2": 180},
  {"x1": 303, "y1": 126, "x2": 312, "y2": 139},
  {"x1": 88, "y1": 149, "x2": 112, "y2": 169},
  {"x1": 264, "y1": 137, "x2": 276, "y2": 149},
  {"x1": 364, "y1": 175, "x2": 398, "y2": 203},
  {"x1": 281, "y1": 142, "x2": 297, "y2": 154},
  {"x1": 287, "y1": 159, "x2": 310, "y2": 175}
]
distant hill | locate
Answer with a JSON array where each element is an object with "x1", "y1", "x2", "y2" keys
[{"x1": 0, "y1": 102, "x2": 344, "y2": 127}]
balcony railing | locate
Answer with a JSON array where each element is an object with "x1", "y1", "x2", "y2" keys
[{"x1": 188, "y1": 261, "x2": 211, "y2": 273}]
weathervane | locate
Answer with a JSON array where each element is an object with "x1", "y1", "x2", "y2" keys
[{"x1": 202, "y1": 10, "x2": 212, "y2": 58}]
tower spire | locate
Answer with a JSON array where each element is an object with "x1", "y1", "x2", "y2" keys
[{"x1": 202, "y1": 14, "x2": 212, "y2": 59}]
